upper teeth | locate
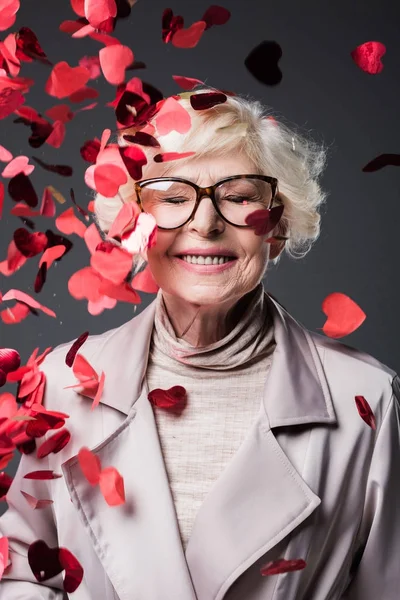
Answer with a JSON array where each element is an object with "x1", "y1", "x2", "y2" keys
[{"x1": 180, "y1": 255, "x2": 233, "y2": 264}]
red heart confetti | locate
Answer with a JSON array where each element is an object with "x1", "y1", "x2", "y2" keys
[
  {"x1": 23, "y1": 470, "x2": 62, "y2": 480},
  {"x1": 351, "y1": 41, "x2": 386, "y2": 75},
  {"x1": 28, "y1": 540, "x2": 83, "y2": 593},
  {"x1": 321, "y1": 293, "x2": 366, "y2": 338},
  {"x1": 245, "y1": 205, "x2": 284, "y2": 236},
  {"x1": 65, "y1": 331, "x2": 90, "y2": 368},
  {"x1": 45, "y1": 61, "x2": 91, "y2": 99},
  {"x1": 172, "y1": 21, "x2": 207, "y2": 49},
  {"x1": 355, "y1": 395, "x2": 376, "y2": 430},
  {"x1": 148, "y1": 385, "x2": 188, "y2": 413},
  {"x1": 20, "y1": 490, "x2": 54, "y2": 509},
  {"x1": 36, "y1": 428, "x2": 71, "y2": 459},
  {"x1": 99, "y1": 44, "x2": 134, "y2": 85},
  {"x1": 78, "y1": 446, "x2": 125, "y2": 505},
  {"x1": 0, "y1": 536, "x2": 9, "y2": 579},
  {"x1": 260, "y1": 558, "x2": 306, "y2": 576}
]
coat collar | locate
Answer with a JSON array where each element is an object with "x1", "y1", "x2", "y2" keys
[
  {"x1": 61, "y1": 291, "x2": 337, "y2": 600},
  {"x1": 84, "y1": 290, "x2": 336, "y2": 427}
]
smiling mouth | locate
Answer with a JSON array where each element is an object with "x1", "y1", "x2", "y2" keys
[{"x1": 176, "y1": 255, "x2": 236, "y2": 265}]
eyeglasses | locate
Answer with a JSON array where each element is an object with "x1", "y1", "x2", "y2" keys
[{"x1": 134, "y1": 174, "x2": 279, "y2": 230}]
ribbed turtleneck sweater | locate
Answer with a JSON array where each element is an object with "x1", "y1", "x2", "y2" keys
[{"x1": 145, "y1": 282, "x2": 276, "y2": 551}]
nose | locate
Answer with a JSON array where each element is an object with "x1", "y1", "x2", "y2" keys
[{"x1": 186, "y1": 194, "x2": 225, "y2": 234}]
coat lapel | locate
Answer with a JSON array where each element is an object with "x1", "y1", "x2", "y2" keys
[{"x1": 61, "y1": 292, "x2": 337, "y2": 600}]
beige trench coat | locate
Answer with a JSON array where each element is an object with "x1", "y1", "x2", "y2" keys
[{"x1": 0, "y1": 292, "x2": 399, "y2": 600}]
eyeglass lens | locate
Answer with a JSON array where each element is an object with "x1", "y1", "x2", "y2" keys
[{"x1": 139, "y1": 178, "x2": 273, "y2": 228}]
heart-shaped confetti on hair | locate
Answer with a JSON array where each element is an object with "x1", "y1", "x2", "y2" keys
[
  {"x1": 119, "y1": 145, "x2": 147, "y2": 179},
  {"x1": 321, "y1": 293, "x2": 366, "y2": 338},
  {"x1": 28, "y1": 540, "x2": 83, "y2": 593},
  {"x1": 351, "y1": 41, "x2": 386, "y2": 74},
  {"x1": 355, "y1": 395, "x2": 376, "y2": 430},
  {"x1": 92, "y1": 163, "x2": 128, "y2": 197},
  {"x1": 153, "y1": 151, "x2": 196, "y2": 163},
  {"x1": 244, "y1": 41, "x2": 283, "y2": 85},
  {"x1": 154, "y1": 96, "x2": 192, "y2": 135},
  {"x1": 260, "y1": 558, "x2": 306, "y2": 576},
  {"x1": 189, "y1": 91, "x2": 227, "y2": 110}
]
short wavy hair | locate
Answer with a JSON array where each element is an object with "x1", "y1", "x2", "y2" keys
[{"x1": 94, "y1": 84, "x2": 331, "y2": 274}]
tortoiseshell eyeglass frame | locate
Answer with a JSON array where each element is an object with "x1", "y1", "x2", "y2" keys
[{"x1": 133, "y1": 174, "x2": 285, "y2": 231}]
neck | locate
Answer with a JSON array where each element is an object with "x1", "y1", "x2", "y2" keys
[{"x1": 160, "y1": 286, "x2": 261, "y2": 348}]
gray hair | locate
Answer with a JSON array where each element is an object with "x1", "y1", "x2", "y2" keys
[{"x1": 94, "y1": 84, "x2": 331, "y2": 274}]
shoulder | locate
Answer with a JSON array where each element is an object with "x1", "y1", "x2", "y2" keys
[{"x1": 309, "y1": 329, "x2": 398, "y2": 425}]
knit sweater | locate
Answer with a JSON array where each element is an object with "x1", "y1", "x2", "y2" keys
[{"x1": 145, "y1": 282, "x2": 276, "y2": 551}]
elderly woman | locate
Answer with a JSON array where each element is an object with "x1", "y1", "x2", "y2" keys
[{"x1": 1, "y1": 87, "x2": 399, "y2": 600}]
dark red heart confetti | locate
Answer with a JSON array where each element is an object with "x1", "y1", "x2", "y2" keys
[
  {"x1": 36, "y1": 428, "x2": 71, "y2": 459},
  {"x1": 28, "y1": 540, "x2": 83, "y2": 593},
  {"x1": 260, "y1": 558, "x2": 307, "y2": 576},
  {"x1": 362, "y1": 153, "x2": 400, "y2": 172},
  {"x1": 189, "y1": 91, "x2": 227, "y2": 110},
  {"x1": 0, "y1": 471, "x2": 13, "y2": 500},
  {"x1": 244, "y1": 41, "x2": 283, "y2": 86},
  {"x1": 0, "y1": 348, "x2": 21, "y2": 382},
  {"x1": 65, "y1": 331, "x2": 90, "y2": 367},
  {"x1": 23, "y1": 470, "x2": 63, "y2": 480},
  {"x1": 245, "y1": 205, "x2": 284, "y2": 236},
  {"x1": 26, "y1": 412, "x2": 66, "y2": 438},
  {"x1": 13, "y1": 228, "x2": 48, "y2": 258},
  {"x1": 15, "y1": 27, "x2": 52, "y2": 66},
  {"x1": 355, "y1": 395, "x2": 376, "y2": 430},
  {"x1": 201, "y1": 5, "x2": 231, "y2": 30},
  {"x1": 31, "y1": 156, "x2": 73, "y2": 177},
  {"x1": 148, "y1": 385, "x2": 188, "y2": 413}
]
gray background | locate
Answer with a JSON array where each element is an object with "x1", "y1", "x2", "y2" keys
[{"x1": 0, "y1": 0, "x2": 399, "y2": 512}]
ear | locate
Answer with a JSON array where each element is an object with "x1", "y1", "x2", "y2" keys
[
  {"x1": 268, "y1": 195, "x2": 288, "y2": 260},
  {"x1": 269, "y1": 237, "x2": 286, "y2": 260}
]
